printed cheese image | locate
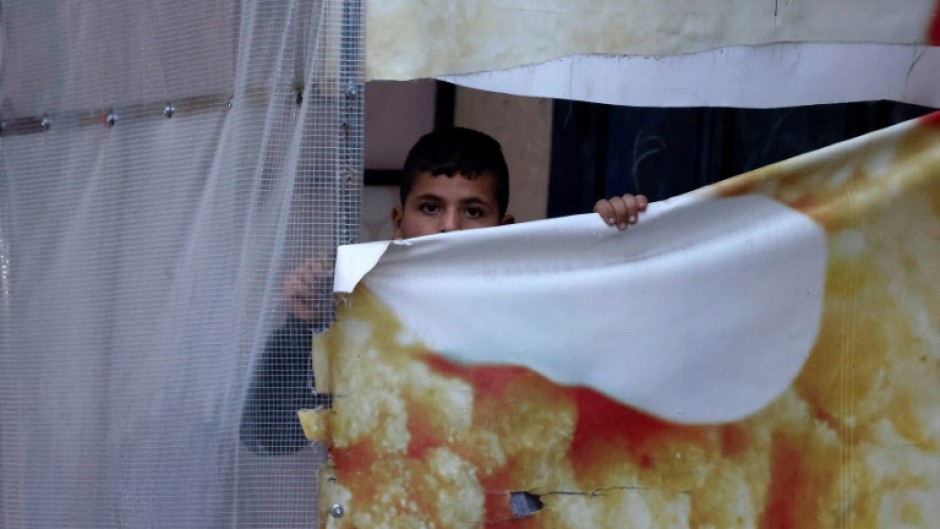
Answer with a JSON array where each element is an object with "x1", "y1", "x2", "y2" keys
[{"x1": 304, "y1": 113, "x2": 940, "y2": 528}]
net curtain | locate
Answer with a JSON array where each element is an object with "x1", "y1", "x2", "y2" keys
[{"x1": 0, "y1": 0, "x2": 362, "y2": 527}]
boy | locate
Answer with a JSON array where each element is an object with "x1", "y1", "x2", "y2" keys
[{"x1": 240, "y1": 127, "x2": 647, "y2": 454}]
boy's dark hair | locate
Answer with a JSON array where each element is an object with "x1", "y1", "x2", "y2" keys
[{"x1": 401, "y1": 127, "x2": 510, "y2": 216}]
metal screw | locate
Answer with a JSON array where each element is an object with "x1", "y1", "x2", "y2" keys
[
  {"x1": 343, "y1": 170, "x2": 357, "y2": 185},
  {"x1": 227, "y1": 97, "x2": 233, "y2": 109},
  {"x1": 163, "y1": 104, "x2": 175, "y2": 118},
  {"x1": 330, "y1": 503, "x2": 345, "y2": 518},
  {"x1": 344, "y1": 82, "x2": 358, "y2": 99},
  {"x1": 106, "y1": 111, "x2": 117, "y2": 126},
  {"x1": 40, "y1": 116, "x2": 51, "y2": 131}
]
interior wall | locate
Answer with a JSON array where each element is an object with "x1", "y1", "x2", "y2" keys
[{"x1": 454, "y1": 87, "x2": 553, "y2": 222}]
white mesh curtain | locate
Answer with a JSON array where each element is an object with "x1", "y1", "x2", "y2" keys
[{"x1": 0, "y1": 0, "x2": 362, "y2": 527}]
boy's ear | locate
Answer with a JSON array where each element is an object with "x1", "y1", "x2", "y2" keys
[
  {"x1": 391, "y1": 205, "x2": 404, "y2": 238},
  {"x1": 500, "y1": 214, "x2": 515, "y2": 226}
]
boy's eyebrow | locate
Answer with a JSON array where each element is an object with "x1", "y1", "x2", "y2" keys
[
  {"x1": 411, "y1": 192, "x2": 444, "y2": 202},
  {"x1": 410, "y1": 193, "x2": 494, "y2": 207}
]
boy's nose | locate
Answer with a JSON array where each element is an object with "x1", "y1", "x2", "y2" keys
[{"x1": 439, "y1": 210, "x2": 461, "y2": 233}]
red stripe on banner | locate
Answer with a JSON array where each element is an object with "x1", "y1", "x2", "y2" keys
[
  {"x1": 930, "y1": 0, "x2": 940, "y2": 44},
  {"x1": 922, "y1": 110, "x2": 940, "y2": 128}
]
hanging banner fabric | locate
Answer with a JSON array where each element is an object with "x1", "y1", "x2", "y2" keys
[
  {"x1": 306, "y1": 111, "x2": 940, "y2": 527},
  {"x1": 366, "y1": 0, "x2": 940, "y2": 107},
  {"x1": 437, "y1": 44, "x2": 940, "y2": 109}
]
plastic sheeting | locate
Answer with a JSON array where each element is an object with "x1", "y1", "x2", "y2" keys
[{"x1": 0, "y1": 1, "x2": 362, "y2": 527}]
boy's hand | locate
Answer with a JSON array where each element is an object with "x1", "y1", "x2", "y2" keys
[
  {"x1": 594, "y1": 193, "x2": 648, "y2": 230},
  {"x1": 284, "y1": 257, "x2": 333, "y2": 322}
]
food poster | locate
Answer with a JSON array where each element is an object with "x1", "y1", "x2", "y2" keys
[
  {"x1": 368, "y1": 2, "x2": 940, "y2": 109},
  {"x1": 366, "y1": 0, "x2": 940, "y2": 80},
  {"x1": 301, "y1": 112, "x2": 940, "y2": 528}
]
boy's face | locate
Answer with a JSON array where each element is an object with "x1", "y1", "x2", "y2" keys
[{"x1": 392, "y1": 171, "x2": 514, "y2": 239}]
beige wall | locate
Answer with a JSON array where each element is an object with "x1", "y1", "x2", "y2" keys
[{"x1": 453, "y1": 87, "x2": 553, "y2": 222}]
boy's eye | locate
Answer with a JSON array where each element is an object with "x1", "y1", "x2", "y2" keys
[
  {"x1": 465, "y1": 207, "x2": 484, "y2": 219},
  {"x1": 419, "y1": 203, "x2": 440, "y2": 214}
]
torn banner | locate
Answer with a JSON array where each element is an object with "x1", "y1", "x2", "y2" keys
[
  {"x1": 303, "y1": 112, "x2": 940, "y2": 528},
  {"x1": 368, "y1": 0, "x2": 940, "y2": 108},
  {"x1": 367, "y1": 0, "x2": 940, "y2": 79}
]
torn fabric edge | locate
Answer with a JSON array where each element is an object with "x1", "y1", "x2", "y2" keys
[{"x1": 435, "y1": 44, "x2": 940, "y2": 109}]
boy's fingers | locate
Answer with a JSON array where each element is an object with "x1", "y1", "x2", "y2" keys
[
  {"x1": 307, "y1": 258, "x2": 330, "y2": 276},
  {"x1": 283, "y1": 256, "x2": 335, "y2": 322},
  {"x1": 284, "y1": 265, "x2": 314, "y2": 319},
  {"x1": 609, "y1": 197, "x2": 629, "y2": 229},
  {"x1": 284, "y1": 269, "x2": 307, "y2": 294},
  {"x1": 593, "y1": 199, "x2": 616, "y2": 226},
  {"x1": 621, "y1": 194, "x2": 641, "y2": 224},
  {"x1": 286, "y1": 279, "x2": 321, "y2": 322},
  {"x1": 596, "y1": 194, "x2": 647, "y2": 229}
]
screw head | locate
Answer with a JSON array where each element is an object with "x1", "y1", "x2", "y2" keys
[
  {"x1": 330, "y1": 503, "x2": 345, "y2": 518},
  {"x1": 344, "y1": 82, "x2": 358, "y2": 99},
  {"x1": 106, "y1": 111, "x2": 117, "y2": 126},
  {"x1": 163, "y1": 104, "x2": 175, "y2": 118},
  {"x1": 40, "y1": 116, "x2": 51, "y2": 131}
]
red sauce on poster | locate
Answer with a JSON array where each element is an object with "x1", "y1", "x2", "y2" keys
[
  {"x1": 922, "y1": 110, "x2": 940, "y2": 128},
  {"x1": 929, "y1": 0, "x2": 940, "y2": 44}
]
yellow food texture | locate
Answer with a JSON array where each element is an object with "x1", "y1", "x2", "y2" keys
[{"x1": 298, "y1": 409, "x2": 331, "y2": 443}]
